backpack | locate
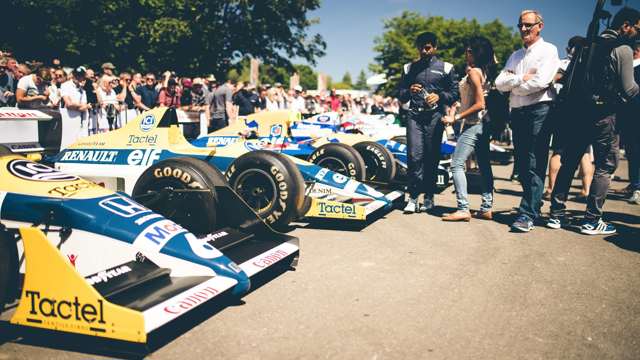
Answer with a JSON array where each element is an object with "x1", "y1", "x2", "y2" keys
[{"x1": 485, "y1": 81, "x2": 510, "y2": 139}]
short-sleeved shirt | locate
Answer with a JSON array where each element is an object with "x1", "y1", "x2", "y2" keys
[
  {"x1": 191, "y1": 88, "x2": 209, "y2": 106},
  {"x1": 158, "y1": 87, "x2": 181, "y2": 107},
  {"x1": 209, "y1": 83, "x2": 233, "y2": 119},
  {"x1": 17, "y1": 75, "x2": 46, "y2": 108},
  {"x1": 136, "y1": 85, "x2": 159, "y2": 108},
  {"x1": 60, "y1": 80, "x2": 87, "y2": 117}
]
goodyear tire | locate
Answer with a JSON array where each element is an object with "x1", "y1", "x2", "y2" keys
[
  {"x1": 390, "y1": 135, "x2": 406, "y2": 145},
  {"x1": 0, "y1": 230, "x2": 18, "y2": 314},
  {"x1": 226, "y1": 151, "x2": 305, "y2": 231},
  {"x1": 353, "y1": 141, "x2": 396, "y2": 183},
  {"x1": 307, "y1": 143, "x2": 365, "y2": 182},
  {"x1": 132, "y1": 157, "x2": 218, "y2": 235}
]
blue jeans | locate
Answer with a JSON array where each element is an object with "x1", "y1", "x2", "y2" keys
[
  {"x1": 511, "y1": 102, "x2": 553, "y2": 220},
  {"x1": 451, "y1": 122, "x2": 493, "y2": 212}
]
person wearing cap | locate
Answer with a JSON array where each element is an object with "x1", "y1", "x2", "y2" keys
[
  {"x1": 158, "y1": 78, "x2": 181, "y2": 108},
  {"x1": 101, "y1": 62, "x2": 116, "y2": 77},
  {"x1": 190, "y1": 77, "x2": 209, "y2": 112},
  {"x1": 290, "y1": 85, "x2": 306, "y2": 113},
  {"x1": 60, "y1": 66, "x2": 92, "y2": 147}
]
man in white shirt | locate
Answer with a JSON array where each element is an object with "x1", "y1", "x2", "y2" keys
[
  {"x1": 60, "y1": 67, "x2": 92, "y2": 148},
  {"x1": 290, "y1": 85, "x2": 306, "y2": 113},
  {"x1": 495, "y1": 9, "x2": 560, "y2": 232}
]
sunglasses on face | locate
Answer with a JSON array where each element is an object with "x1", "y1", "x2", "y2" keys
[{"x1": 518, "y1": 22, "x2": 540, "y2": 31}]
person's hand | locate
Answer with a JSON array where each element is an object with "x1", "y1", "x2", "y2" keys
[
  {"x1": 426, "y1": 92, "x2": 439, "y2": 106},
  {"x1": 410, "y1": 83, "x2": 423, "y2": 93},
  {"x1": 441, "y1": 115, "x2": 454, "y2": 125},
  {"x1": 3, "y1": 91, "x2": 13, "y2": 97},
  {"x1": 38, "y1": 95, "x2": 48, "y2": 101}
]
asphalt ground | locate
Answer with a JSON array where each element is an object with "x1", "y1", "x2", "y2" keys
[{"x1": 1, "y1": 160, "x2": 639, "y2": 360}]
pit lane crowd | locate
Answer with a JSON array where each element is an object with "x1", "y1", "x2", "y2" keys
[{"x1": 0, "y1": 7, "x2": 639, "y2": 236}]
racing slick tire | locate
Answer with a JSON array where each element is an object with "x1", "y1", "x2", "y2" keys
[
  {"x1": 132, "y1": 157, "x2": 219, "y2": 236},
  {"x1": 353, "y1": 141, "x2": 396, "y2": 183},
  {"x1": 0, "y1": 229, "x2": 18, "y2": 313},
  {"x1": 226, "y1": 151, "x2": 305, "y2": 231},
  {"x1": 390, "y1": 135, "x2": 406, "y2": 145},
  {"x1": 307, "y1": 143, "x2": 366, "y2": 182}
]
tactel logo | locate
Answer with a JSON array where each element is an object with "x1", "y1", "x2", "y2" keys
[
  {"x1": 25, "y1": 290, "x2": 106, "y2": 324},
  {"x1": 140, "y1": 114, "x2": 156, "y2": 132},
  {"x1": 8, "y1": 159, "x2": 79, "y2": 182},
  {"x1": 318, "y1": 202, "x2": 357, "y2": 218}
]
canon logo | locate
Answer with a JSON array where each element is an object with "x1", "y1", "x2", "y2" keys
[{"x1": 163, "y1": 287, "x2": 219, "y2": 315}]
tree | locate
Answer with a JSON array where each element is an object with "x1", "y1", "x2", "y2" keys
[
  {"x1": 293, "y1": 64, "x2": 318, "y2": 90},
  {"x1": 355, "y1": 70, "x2": 368, "y2": 90},
  {"x1": 371, "y1": 11, "x2": 521, "y2": 94},
  {"x1": 2, "y1": 0, "x2": 326, "y2": 78},
  {"x1": 341, "y1": 72, "x2": 352, "y2": 86}
]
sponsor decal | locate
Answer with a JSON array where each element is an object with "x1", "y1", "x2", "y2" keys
[
  {"x1": 163, "y1": 286, "x2": 220, "y2": 315},
  {"x1": 252, "y1": 249, "x2": 290, "y2": 268},
  {"x1": 127, "y1": 149, "x2": 162, "y2": 166},
  {"x1": 59, "y1": 150, "x2": 118, "y2": 163},
  {"x1": 332, "y1": 173, "x2": 349, "y2": 184},
  {"x1": 184, "y1": 233, "x2": 224, "y2": 259},
  {"x1": 318, "y1": 202, "x2": 357, "y2": 218},
  {"x1": 270, "y1": 124, "x2": 283, "y2": 137},
  {"x1": 244, "y1": 141, "x2": 262, "y2": 151},
  {"x1": 48, "y1": 179, "x2": 101, "y2": 197},
  {"x1": 8, "y1": 160, "x2": 79, "y2": 182},
  {"x1": 128, "y1": 134, "x2": 158, "y2": 145},
  {"x1": 152, "y1": 165, "x2": 205, "y2": 189},
  {"x1": 24, "y1": 290, "x2": 106, "y2": 325},
  {"x1": 366, "y1": 145, "x2": 387, "y2": 169},
  {"x1": 206, "y1": 136, "x2": 239, "y2": 146},
  {"x1": 203, "y1": 230, "x2": 229, "y2": 242},
  {"x1": 0, "y1": 110, "x2": 51, "y2": 119},
  {"x1": 99, "y1": 196, "x2": 150, "y2": 217},
  {"x1": 244, "y1": 119, "x2": 259, "y2": 129},
  {"x1": 140, "y1": 114, "x2": 156, "y2": 132},
  {"x1": 67, "y1": 254, "x2": 78, "y2": 267},
  {"x1": 316, "y1": 115, "x2": 330, "y2": 123},
  {"x1": 86, "y1": 265, "x2": 132, "y2": 286},
  {"x1": 134, "y1": 220, "x2": 188, "y2": 250},
  {"x1": 264, "y1": 165, "x2": 289, "y2": 224}
]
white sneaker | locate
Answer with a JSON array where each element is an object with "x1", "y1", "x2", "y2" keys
[
  {"x1": 629, "y1": 190, "x2": 640, "y2": 205},
  {"x1": 403, "y1": 198, "x2": 419, "y2": 213}
]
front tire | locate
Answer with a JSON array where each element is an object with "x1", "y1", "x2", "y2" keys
[
  {"x1": 133, "y1": 157, "x2": 219, "y2": 235},
  {"x1": 353, "y1": 141, "x2": 396, "y2": 183},
  {"x1": 226, "y1": 151, "x2": 305, "y2": 231},
  {"x1": 307, "y1": 143, "x2": 366, "y2": 181}
]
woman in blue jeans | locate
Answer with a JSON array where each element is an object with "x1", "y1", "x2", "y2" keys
[{"x1": 441, "y1": 36, "x2": 496, "y2": 222}]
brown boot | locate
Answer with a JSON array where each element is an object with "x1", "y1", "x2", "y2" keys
[
  {"x1": 442, "y1": 211, "x2": 471, "y2": 222},
  {"x1": 473, "y1": 210, "x2": 493, "y2": 220}
]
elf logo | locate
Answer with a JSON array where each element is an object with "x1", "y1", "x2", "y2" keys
[
  {"x1": 127, "y1": 149, "x2": 162, "y2": 166},
  {"x1": 25, "y1": 290, "x2": 106, "y2": 325}
]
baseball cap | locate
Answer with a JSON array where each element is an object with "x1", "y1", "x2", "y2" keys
[
  {"x1": 294, "y1": 85, "x2": 303, "y2": 92},
  {"x1": 101, "y1": 62, "x2": 116, "y2": 70},
  {"x1": 192, "y1": 77, "x2": 204, "y2": 86},
  {"x1": 182, "y1": 78, "x2": 192, "y2": 88}
]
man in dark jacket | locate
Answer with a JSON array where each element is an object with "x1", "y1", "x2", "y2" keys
[
  {"x1": 547, "y1": 7, "x2": 640, "y2": 235},
  {"x1": 397, "y1": 32, "x2": 459, "y2": 213}
]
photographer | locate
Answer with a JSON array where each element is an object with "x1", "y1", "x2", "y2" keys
[
  {"x1": 397, "y1": 31, "x2": 459, "y2": 213},
  {"x1": 548, "y1": 7, "x2": 640, "y2": 235}
]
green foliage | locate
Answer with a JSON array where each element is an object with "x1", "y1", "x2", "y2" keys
[
  {"x1": 341, "y1": 72, "x2": 352, "y2": 86},
  {"x1": 371, "y1": 11, "x2": 521, "y2": 94},
  {"x1": 354, "y1": 70, "x2": 368, "y2": 90},
  {"x1": 331, "y1": 82, "x2": 351, "y2": 90},
  {"x1": 2, "y1": 0, "x2": 326, "y2": 78},
  {"x1": 293, "y1": 64, "x2": 318, "y2": 90}
]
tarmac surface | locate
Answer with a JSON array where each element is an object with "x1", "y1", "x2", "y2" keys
[{"x1": 1, "y1": 160, "x2": 639, "y2": 359}]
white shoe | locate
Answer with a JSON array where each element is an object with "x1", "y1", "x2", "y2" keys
[
  {"x1": 403, "y1": 198, "x2": 418, "y2": 213},
  {"x1": 629, "y1": 190, "x2": 640, "y2": 205}
]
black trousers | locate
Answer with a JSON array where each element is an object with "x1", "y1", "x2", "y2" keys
[
  {"x1": 550, "y1": 108, "x2": 619, "y2": 220},
  {"x1": 406, "y1": 112, "x2": 444, "y2": 198}
]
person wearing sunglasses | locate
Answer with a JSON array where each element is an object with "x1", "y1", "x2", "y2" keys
[
  {"x1": 495, "y1": 9, "x2": 560, "y2": 233},
  {"x1": 135, "y1": 73, "x2": 159, "y2": 112}
]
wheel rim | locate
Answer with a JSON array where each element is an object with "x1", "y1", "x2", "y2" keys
[
  {"x1": 361, "y1": 151, "x2": 382, "y2": 181},
  {"x1": 315, "y1": 156, "x2": 349, "y2": 176},
  {"x1": 233, "y1": 168, "x2": 277, "y2": 215}
]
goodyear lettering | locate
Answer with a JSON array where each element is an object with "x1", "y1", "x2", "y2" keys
[
  {"x1": 86, "y1": 265, "x2": 132, "y2": 286},
  {"x1": 163, "y1": 286, "x2": 219, "y2": 315},
  {"x1": 264, "y1": 165, "x2": 288, "y2": 224},
  {"x1": 25, "y1": 290, "x2": 105, "y2": 324},
  {"x1": 152, "y1": 166, "x2": 204, "y2": 189},
  {"x1": 127, "y1": 149, "x2": 162, "y2": 166},
  {"x1": 252, "y1": 249, "x2": 289, "y2": 268},
  {"x1": 318, "y1": 202, "x2": 356, "y2": 217},
  {"x1": 59, "y1": 150, "x2": 118, "y2": 163},
  {"x1": 128, "y1": 134, "x2": 158, "y2": 145},
  {"x1": 366, "y1": 145, "x2": 387, "y2": 169},
  {"x1": 48, "y1": 180, "x2": 100, "y2": 197}
]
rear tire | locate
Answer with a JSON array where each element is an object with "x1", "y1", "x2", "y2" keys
[
  {"x1": 0, "y1": 229, "x2": 18, "y2": 314},
  {"x1": 133, "y1": 157, "x2": 218, "y2": 235},
  {"x1": 353, "y1": 141, "x2": 396, "y2": 183},
  {"x1": 226, "y1": 151, "x2": 305, "y2": 231},
  {"x1": 307, "y1": 143, "x2": 365, "y2": 181}
]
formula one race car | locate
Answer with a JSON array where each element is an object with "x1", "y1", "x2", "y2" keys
[
  {"x1": 0, "y1": 147, "x2": 298, "y2": 347},
  {"x1": 192, "y1": 110, "x2": 454, "y2": 192},
  {"x1": 48, "y1": 108, "x2": 400, "y2": 230}
]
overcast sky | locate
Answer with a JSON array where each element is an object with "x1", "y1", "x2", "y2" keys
[{"x1": 305, "y1": 0, "x2": 636, "y2": 80}]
